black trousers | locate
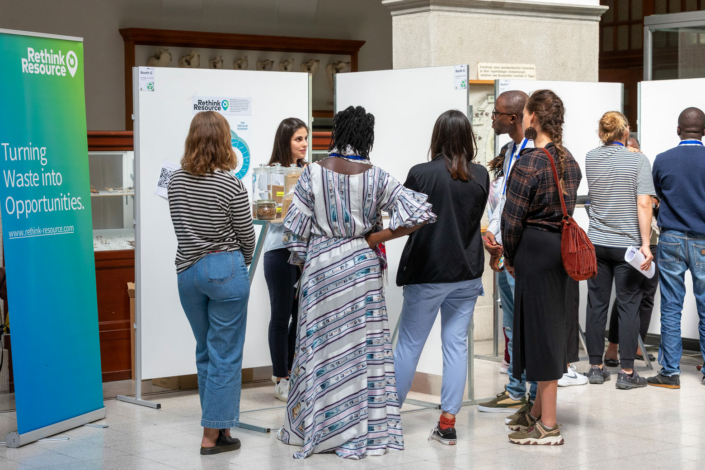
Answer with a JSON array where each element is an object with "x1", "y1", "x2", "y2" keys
[
  {"x1": 608, "y1": 245, "x2": 659, "y2": 345},
  {"x1": 263, "y1": 248, "x2": 300, "y2": 378},
  {"x1": 586, "y1": 245, "x2": 645, "y2": 370}
]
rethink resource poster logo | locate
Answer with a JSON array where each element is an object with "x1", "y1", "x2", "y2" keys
[
  {"x1": 191, "y1": 95, "x2": 251, "y2": 116},
  {"x1": 191, "y1": 95, "x2": 252, "y2": 180},
  {"x1": 0, "y1": 30, "x2": 103, "y2": 436}
]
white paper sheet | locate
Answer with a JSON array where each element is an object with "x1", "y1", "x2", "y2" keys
[
  {"x1": 154, "y1": 160, "x2": 180, "y2": 199},
  {"x1": 625, "y1": 246, "x2": 656, "y2": 279}
]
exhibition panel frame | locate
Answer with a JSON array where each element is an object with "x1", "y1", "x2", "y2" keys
[
  {"x1": 638, "y1": 77, "x2": 705, "y2": 341},
  {"x1": 335, "y1": 65, "x2": 483, "y2": 407},
  {"x1": 123, "y1": 67, "x2": 311, "y2": 412}
]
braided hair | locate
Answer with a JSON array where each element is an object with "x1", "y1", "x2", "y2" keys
[
  {"x1": 328, "y1": 106, "x2": 375, "y2": 159},
  {"x1": 525, "y1": 89, "x2": 567, "y2": 192},
  {"x1": 488, "y1": 143, "x2": 510, "y2": 179}
]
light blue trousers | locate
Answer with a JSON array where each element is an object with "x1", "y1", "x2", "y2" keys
[{"x1": 394, "y1": 279, "x2": 483, "y2": 415}]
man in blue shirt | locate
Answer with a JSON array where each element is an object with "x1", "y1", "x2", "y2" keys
[{"x1": 647, "y1": 107, "x2": 705, "y2": 389}]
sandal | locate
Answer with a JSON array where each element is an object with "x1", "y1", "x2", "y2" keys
[
  {"x1": 604, "y1": 358, "x2": 620, "y2": 367},
  {"x1": 200, "y1": 429, "x2": 241, "y2": 455}
]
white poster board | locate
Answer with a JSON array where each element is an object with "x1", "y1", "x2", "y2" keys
[
  {"x1": 638, "y1": 78, "x2": 705, "y2": 340},
  {"x1": 336, "y1": 66, "x2": 468, "y2": 374},
  {"x1": 496, "y1": 80, "x2": 623, "y2": 195},
  {"x1": 134, "y1": 67, "x2": 310, "y2": 379},
  {"x1": 639, "y1": 78, "x2": 705, "y2": 161}
]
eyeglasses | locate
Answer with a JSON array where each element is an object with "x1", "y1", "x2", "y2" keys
[{"x1": 491, "y1": 110, "x2": 516, "y2": 118}]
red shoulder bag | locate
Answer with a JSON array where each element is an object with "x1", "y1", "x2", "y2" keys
[{"x1": 540, "y1": 148, "x2": 597, "y2": 281}]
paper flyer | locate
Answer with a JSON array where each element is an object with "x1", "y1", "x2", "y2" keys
[{"x1": 154, "y1": 160, "x2": 180, "y2": 199}]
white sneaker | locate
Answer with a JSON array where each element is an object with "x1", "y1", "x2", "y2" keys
[
  {"x1": 273, "y1": 377, "x2": 290, "y2": 402},
  {"x1": 558, "y1": 365, "x2": 588, "y2": 387},
  {"x1": 499, "y1": 360, "x2": 509, "y2": 374}
]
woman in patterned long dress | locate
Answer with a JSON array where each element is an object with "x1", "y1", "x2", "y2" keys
[{"x1": 277, "y1": 106, "x2": 437, "y2": 459}]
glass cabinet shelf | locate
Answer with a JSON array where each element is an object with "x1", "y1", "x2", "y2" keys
[{"x1": 88, "y1": 151, "x2": 135, "y2": 251}]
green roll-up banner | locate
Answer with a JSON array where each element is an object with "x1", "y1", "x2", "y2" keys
[{"x1": 0, "y1": 29, "x2": 104, "y2": 444}]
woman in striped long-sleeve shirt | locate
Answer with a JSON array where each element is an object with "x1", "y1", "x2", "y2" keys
[{"x1": 168, "y1": 111, "x2": 255, "y2": 455}]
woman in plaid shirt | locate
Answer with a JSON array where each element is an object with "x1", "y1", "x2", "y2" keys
[{"x1": 501, "y1": 90, "x2": 582, "y2": 446}]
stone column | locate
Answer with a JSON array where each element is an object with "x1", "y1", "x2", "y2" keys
[
  {"x1": 384, "y1": 0, "x2": 607, "y2": 80},
  {"x1": 384, "y1": 0, "x2": 606, "y2": 342}
]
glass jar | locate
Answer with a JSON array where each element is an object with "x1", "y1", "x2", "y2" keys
[
  {"x1": 270, "y1": 163, "x2": 285, "y2": 218},
  {"x1": 252, "y1": 164, "x2": 271, "y2": 203},
  {"x1": 284, "y1": 164, "x2": 303, "y2": 195},
  {"x1": 256, "y1": 200, "x2": 277, "y2": 220}
]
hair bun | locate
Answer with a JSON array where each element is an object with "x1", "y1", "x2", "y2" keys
[{"x1": 599, "y1": 111, "x2": 629, "y2": 144}]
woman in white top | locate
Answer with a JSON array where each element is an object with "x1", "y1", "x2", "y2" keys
[{"x1": 263, "y1": 118, "x2": 308, "y2": 402}]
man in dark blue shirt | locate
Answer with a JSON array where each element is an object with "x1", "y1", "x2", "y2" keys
[{"x1": 647, "y1": 107, "x2": 705, "y2": 389}]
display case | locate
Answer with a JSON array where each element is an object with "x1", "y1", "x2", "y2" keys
[{"x1": 88, "y1": 151, "x2": 135, "y2": 251}]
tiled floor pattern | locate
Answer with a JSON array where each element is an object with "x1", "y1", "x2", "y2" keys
[{"x1": 0, "y1": 347, "x2": 703, "y2": 469}]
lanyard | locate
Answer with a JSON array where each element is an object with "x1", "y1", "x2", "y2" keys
[
  {"x1": 678, "y1": 140, "x2": 704, "y2": 146},
  {"x1": 503, "y1": 139, "x2": 529, "y2": 195},
  {"x1": 611, "y1": 142, "x2": 625, "y2": 147},
  {"x1": 329, "y1": 153, "x2": 367, "y2": 160}
]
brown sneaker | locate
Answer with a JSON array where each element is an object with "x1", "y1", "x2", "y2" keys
[
  {"x1": 506, "y1": 408, "x2": 540, "y2": 432},
  {"x1": 504, "y1": 400, "x2": 532, "y2": 425},
  {"x1": 477, "y1": 391, "x2": 526, "y2": 413},
  {"x1": 508, "y1": 421, "x2": 564, "y2": 446}
]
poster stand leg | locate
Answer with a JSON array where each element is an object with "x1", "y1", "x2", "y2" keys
[
  {"x1": 233, "y1": 220, "x2": 272, "y2": 434},
  {"x1": 475, "y1": 272, "x2": 503, "y2": 363},
  {"x1": 117, "y1": 303, "x2": 161, "y2": 409},
  {"x1": 579, "y1": 325, "x2": 589, "y2": 356},
  {"x1": 638, "y1": 335, "x2": 654, "y2": 370}
]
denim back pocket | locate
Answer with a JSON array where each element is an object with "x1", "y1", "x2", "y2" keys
[
  {"x1": 693, "y1": 244, "x2": 705, "y2": 271},
  {"x1": 204, "y1": 252, "x2": 236, "y2": 285},
  {"x1": 659, "y1": 241, "x2": 682, "y2": 265}
]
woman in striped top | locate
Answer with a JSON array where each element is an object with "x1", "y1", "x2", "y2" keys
[
  {"x1": 168, "y1": 111, "x2": 255, "y2": 455},
  {"x1": 584, "y1": 111, "x2": 654, "y2": 390}
]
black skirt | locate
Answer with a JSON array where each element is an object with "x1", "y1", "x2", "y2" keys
[
  {"x1": 565, "y1": 277, "x2": 580, "y2": 364},
  {"x1": 512, "y1": 227, "x2": 569, "y2": 382}
]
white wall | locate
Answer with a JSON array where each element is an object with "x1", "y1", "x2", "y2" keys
[{"x1": 0, "y1": 0, "x2": 392, "y2": 130}]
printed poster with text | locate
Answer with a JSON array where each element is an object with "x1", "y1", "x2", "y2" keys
[{"x1": 0, "y1": 30, "x2": 103, "y2": 434}]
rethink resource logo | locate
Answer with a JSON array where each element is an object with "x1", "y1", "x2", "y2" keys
[
  {"x1": 21, "y1": 47, "x2": 78, "y2": 78},
  {"x1": 221, "y1": 100, "x2": 229, "y2": 111}
]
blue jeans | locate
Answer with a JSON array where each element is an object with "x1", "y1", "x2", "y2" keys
[
  {"x1": 657, "y1": 230, "x2": 705, "y2": 376},
  {"x1": 177, "y1": 251, "x2": 250, "y2": 428},
  {"x1": 498, "y1": 271, "x2": 537, "y2": 401},
  {"x1": 394, "y1": 279, "x2": 483, "y2": 415}
]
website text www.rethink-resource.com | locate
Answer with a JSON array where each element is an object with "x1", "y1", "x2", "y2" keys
[{"x1": 8, "y1": 225, "x2": 75, "y2": 240}]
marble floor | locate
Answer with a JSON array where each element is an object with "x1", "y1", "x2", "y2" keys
[{"x1": 0, "y1": 342, "x2": 703, "y2": 469}]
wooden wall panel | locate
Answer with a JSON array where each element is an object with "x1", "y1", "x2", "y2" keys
[{"x1": 95, "y1": 250, "x2": 135, "y2": 382}]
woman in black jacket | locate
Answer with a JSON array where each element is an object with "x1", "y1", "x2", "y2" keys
[{"x1": 393, "y1": 110, "x2": 489, "y2": 445}]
